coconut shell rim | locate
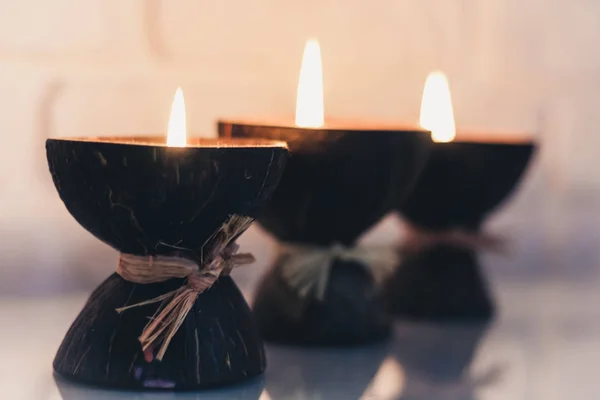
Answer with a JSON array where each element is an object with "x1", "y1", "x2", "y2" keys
[
  {"x1": 46, "y1": 136, "x2": 288, "y2": 150},
  {"x1": 440, "y1": 138, "x2": 538, "y2": 147},
  {"x1": 218, "y1": 119, "x2": 430, "y2": 135}
]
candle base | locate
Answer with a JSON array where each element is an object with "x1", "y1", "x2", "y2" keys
[
  {"x1": 253, "y1": 256, "x2": 391, "y2": 347},
  {"x1": 385, "y1": 246, "x2": 495, "y2": 321},
  {"x1": 54, "y1": 274, "x2": 265, "y2": 390}
]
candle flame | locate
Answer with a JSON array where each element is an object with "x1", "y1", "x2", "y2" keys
[
  {"x1": 167, "y1": 87, "x2": 187, "y2": 147},
  {"x1": 295, "y1": 39, "x2": 324, "y2": 128},
  {"x1": 420, "y1": 71, "x2": 456, "y2": 143}
]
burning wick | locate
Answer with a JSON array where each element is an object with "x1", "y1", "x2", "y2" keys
[
  {"x1": 167, "y1": 87, "x2": 187, "y2": 147},
  {"x1": 295, "y1": 39, "x2": 324, "y2": 128},
  {"x1": 420, "y1": 71, "x2": 456, "y2": 143}
]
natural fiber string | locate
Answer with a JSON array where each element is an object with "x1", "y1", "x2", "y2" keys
[
  {"x1": 115, "y1": 214, "x2": 255, "y2": 362},
  {"x1": 279, "y1": 243, "x2": 400, "y2": 301},
  {"x1": 402, "y1": 223, "x2": 508, "y2": 254}
]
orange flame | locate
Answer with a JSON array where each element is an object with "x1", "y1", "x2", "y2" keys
[
  {"x1": 295, "y1": 39, "x2": 324, "y2": 128},
  {"x1": 420, "y1": 71, "x2": 456, "y2": 143},
  {"x1": 167, "y1": 87, "x2": 187, "y2": 147}
]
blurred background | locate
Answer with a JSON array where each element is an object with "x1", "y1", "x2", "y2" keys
[
  {"x1": 1, "y1": 0, "x2": 598, "y2": 294},
  {"x1": 1, "y1": 1, "x2": 600, "y2": 398}
]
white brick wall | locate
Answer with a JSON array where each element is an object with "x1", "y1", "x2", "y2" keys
[{"x1": 0, "y1": 1, "x2": 596, "y2": 292}]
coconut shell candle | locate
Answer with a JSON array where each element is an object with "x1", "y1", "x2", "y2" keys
[
  {"x1": 46, "y1": 89, "x2": 289, "y2": 390},
  {"x1": 218, "y1": 40, "x2": 432, "y2": 346},
  {"x1": 386, "y1": 73, "x2": 536, "y2": 321}
]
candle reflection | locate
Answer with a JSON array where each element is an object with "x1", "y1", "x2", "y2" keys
[
  {"x1": 363, "y1": 356, "x2": 406, "y2": 399},
  {"x1": 391, "y1": 322, "x2": 498, "y2": 399},
  {"x1": 264, "y1": 343, "x2": 389, "y2": 399},
  {"x1": 53, "y1": 374, "x2": 265, "y2": 399}
]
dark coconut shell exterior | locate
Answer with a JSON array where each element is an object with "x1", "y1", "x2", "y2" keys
[
  {"x1": 253, "y1": 258, "x2": 391, "y2": 346},
  {"x1": 54, "y1": 275, "x2": 265, "y2": 390},
  {"x1": 218, "y1": 122, "x2": 431, "y2": 245},
  {"x1": 399, "y1": 140, "x2": 536, "y2": 230},
  {"x1": 46, "y1": 137, "x2": 288, "y2": 390},
  {"x1": 389, "y1": 139, "x2": 536, "y2": 321},
  {"x1": 218, "y1": 121, "x2": 432, "y2": 346},
  {"x1": 46, "y1": 137, "x2": 288, "y2": 260},
  {"x1": 387, "y1": 246, "x2": 495, "y2": 321}
]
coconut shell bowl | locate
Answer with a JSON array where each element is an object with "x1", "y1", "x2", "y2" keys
[
  {"x1": 218, "y1": 120, "x2": 431, "y2": 346},
  {"x1": 387, "y1": 134, "x2": 536, "y2": 321},
  {"x1": 46, "y1": 136, "x2": 288, "y2": 390}
]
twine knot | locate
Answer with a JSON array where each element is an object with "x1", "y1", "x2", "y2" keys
[
  {"x1": 402, "y1": 223, "x2": 507, "y2": 254},
  {"x1": 115, "y1": 215, "x2": 255, "y2": 362},
  {"x1": 279, "y1": 243, "x2": 399, "y2": 301}
]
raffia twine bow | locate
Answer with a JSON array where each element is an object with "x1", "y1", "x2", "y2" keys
[
  {"x1": 279, "y1": 243, "x2": 400, "y2": 301},
  {"x1": 115, "y1": 215, "x2": 255, "y2": 362},
  {"x1": 402, "y1": 223, "x2": 508, "y2": 255}
]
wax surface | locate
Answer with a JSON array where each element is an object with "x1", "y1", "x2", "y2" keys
[
  {"x1": 219, "y1": 119, "x2": 534, "y2": 144},
  {"x1": 218, "y1": 117, "x2": 429, "y2": 133},
  {"x1": 49, "y1": 136, "x2": 288, "y2": 148}
]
